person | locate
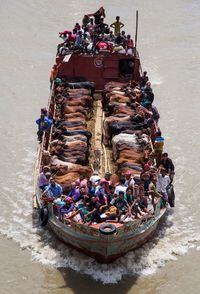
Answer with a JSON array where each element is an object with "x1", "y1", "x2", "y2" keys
[
  {"x1": 159, "y1": 153, "x2": 175, "y2": 175},
  {"x1": 82, "y1": 14, "x2": 90, "y2": 28},
  {"x1": 124, "y1": 187, "x2": 134, "y2": 205},
  {"x1": 50, "y1": 63, "x2": 62, "y2": 89},
  {"x1": 125, "y1": 34, "x2": 134, "y2": 55},
  {"x1": 150, "y1": 104, "x2": 160, "y2": 124},
  {"x1": 68, "y1": 182, "x2": 81, "y2": 201},
  {"x1": 107, "y1": 30, "x2": 115, "y2": 42},
  {"x1": 88, "y1": 7, "x2": 106, "y2": 25},
  {"x1": 154, "y1": 130, "x2": 164, "y2": 166},
  {"x1": 114, "y1": 178, "x2": 127, "y2": 195},
  {"x1": 36, "y1": 113, "x2": 52, "y2": 143},
  {"x1": 124, "y1": 171, "x2": 135, "y2": 188},
  {"x1": 96, "y1": 18, "x2": 109, "y2": 34},
  {"x1": 58, "y1": 197, "x2": 75, "y2": 221},
  {"x1": 38, "y1": 167, "x2": 51, "y2": 191},
  {"x1": 110, "y1": 16, "x2": 124, "y2": 35},
  {"x1": 43, "y1": 178, "x2": 63, "y2": 200},
  {"x1": 96, "y1": 192, "x2": 108, "y2": 213},
  {"x1": 106, "y1": 185, "x2": 115, "y2": 205},
  {"x1": 87, "y1": 18, "x2": 95, "y2": 36},
  {"x1": 84, "y1": 196, "x2": 102, "y2": 224},
  {"x1": 140, "y1": 71, "x2": 149, "y2": 87},
  {"x1": 110, "y1": 191, "x2": 129, "y2": 221},
  {"x1": 74, "y1": 31, "x2": 83, "y2": 51},
  {"x1": 156, "y1": 168, "x2": 171, "y2": 205},
  {"x1": 148, "y1": 175, "x2": 161, "y2": 208},
  {"x1": 89, "y1": 171, "x2": 101, "y2": 183}
]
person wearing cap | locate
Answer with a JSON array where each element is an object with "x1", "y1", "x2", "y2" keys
[
  {"x1": 43, "y1": 178, "x2": 63, "y2": 200},
  {"x1": 37, "y1": 166, "x2": 51, "y2": 191}
]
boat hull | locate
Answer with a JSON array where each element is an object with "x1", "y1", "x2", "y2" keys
[{"x1": 47, "y1": 207, "x2": 166, "y2": 263}]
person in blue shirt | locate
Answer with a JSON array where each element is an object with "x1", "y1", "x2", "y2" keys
[
  {"x1": 43, "y1": 178, "x2": 63, "y2": 200},
  {"x1": 36, "y1": 113, "x2": 52, "y2": 143}
]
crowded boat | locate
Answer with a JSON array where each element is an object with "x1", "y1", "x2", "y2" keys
[{"x1": 35, "y1": 7, "x2": 175, "y2": 231}]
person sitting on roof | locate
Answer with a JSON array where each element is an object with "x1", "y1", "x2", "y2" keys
[
  {"x1": 36, "y1": 113, "x2": 52, "y2": 143},
  {"x1": 110, "y1": 16, "x2": 124, "y2": 35},
  {"x1": 107, "y1": 30, "x2": 115, "y2": 43},
  {"x1": 125, "y1": 34, "x2": 134, "y2": 55},
  {"x1": 113, "y1": 32, "x2": 126, "y2": 53},
  {"x1": 74, "y1": 31, "x2": 83, "y2": 51},
  {"x1": 82, "y1": 33, "x2": 90, "y2": 53}
]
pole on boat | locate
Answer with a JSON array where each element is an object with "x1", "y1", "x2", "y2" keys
[{"x1": 135, "y1": 10, "x2": 138, "y2": 51}]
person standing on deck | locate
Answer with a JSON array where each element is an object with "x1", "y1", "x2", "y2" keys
[
  {"x1": 154, "y1": 130, "x2": 164, "y2": 167},
  {"x1": 156, "y1": 168, "x2": 170, "y2": 205},
  {"x1": 110, "y1": 16, "x2": 124, "y2": 35},
  {"x1": 50, "y1": 63, "x2": 61, "y2": 89},
  {"x1": 36, "y1": 113, "x2": 52, "y2": 143}
]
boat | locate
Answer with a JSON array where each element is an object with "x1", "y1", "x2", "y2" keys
[{"x1": 33, "y1": 9, "x2": 173, "y2": 263}]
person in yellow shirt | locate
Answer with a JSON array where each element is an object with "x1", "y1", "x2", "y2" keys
[{"x1": 110, "y1": 16, "x2": 124, "y2": 35}]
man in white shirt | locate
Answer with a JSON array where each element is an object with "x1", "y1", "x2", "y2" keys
[
  {"x1": 114, "y1": 178, "x2": 127, "y2": 195},
  {"x1": 156, "y1": 168, "x2": 170, "y2": 202}
]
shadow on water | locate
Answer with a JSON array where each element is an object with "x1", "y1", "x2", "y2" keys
[{"x1": 32, "y1": 207, "x2": 174, "y2": 292}]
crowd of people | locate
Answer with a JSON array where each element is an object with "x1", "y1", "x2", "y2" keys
[
  {"x1": 57, "y1": 7, "x2": 135, "y2": 56},
  {"x1": 37, "y1": 148, "x2": 174, "y2": 226}
]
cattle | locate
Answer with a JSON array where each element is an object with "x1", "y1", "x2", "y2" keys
[{"x1": 103, "y1": 114, "x2": 131, "y2": 145}]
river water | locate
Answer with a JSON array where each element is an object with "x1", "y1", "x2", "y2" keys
[{"x1": 0, "y1": 0, "x2": 200, "y2": 293}]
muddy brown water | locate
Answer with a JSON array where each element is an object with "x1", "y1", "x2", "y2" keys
[{"x1": 0, "y1": 0, "x2": 200, "y2": 293}]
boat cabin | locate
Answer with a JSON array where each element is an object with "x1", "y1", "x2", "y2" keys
[{"x1": 56, "y1": 53, "x2": 141, "y2": 90}]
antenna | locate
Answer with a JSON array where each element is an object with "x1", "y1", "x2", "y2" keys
[{"x1": 135, "y1": 10, "x2": 139, "y2": 51}]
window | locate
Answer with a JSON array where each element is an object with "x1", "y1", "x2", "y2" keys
[{"x1": 119, "y1": 59, "x2": 134, "y2": 78}]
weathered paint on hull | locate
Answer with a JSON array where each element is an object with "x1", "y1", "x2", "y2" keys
[{"x1": 48, "y1": 209, "x2": 166, "y2": 263}]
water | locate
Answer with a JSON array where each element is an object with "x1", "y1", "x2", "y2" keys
[{"x1": 0, "y1": 0, "x2": 200, "y2": 292}]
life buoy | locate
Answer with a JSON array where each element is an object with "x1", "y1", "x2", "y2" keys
[
  {"x1": 39, "y1": 207, "x2": 49, "y2": 226},
  {"x1": 166, "y1": 184, "x2": 175, "y2": 207},
  {"x1": 99, "y1": 223, "x2": 116, "y2": 235}
]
